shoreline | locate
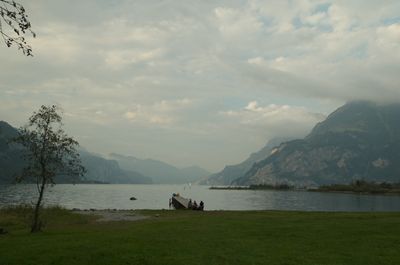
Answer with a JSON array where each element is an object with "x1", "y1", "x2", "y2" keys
[
  {"x1": 308, "y1": 189, "x2": 400, "y2": 196},
  {"x1": 71, "y1": 208, "x2": 400, "y2": 214},
  {"x1": 209, "y1": 186, "x2": 400, "y2": 196}
]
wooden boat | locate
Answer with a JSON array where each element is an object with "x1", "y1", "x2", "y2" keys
[{"x1": 171, "y1": 195, "x2": 189, "y2": 209}]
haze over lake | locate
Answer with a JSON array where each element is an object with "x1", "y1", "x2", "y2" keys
[{"x1": 1, "y1": 184, "x2": 400, "y2": 212}]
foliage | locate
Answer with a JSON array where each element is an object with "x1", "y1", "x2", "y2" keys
[
  {"x1": 0, "y1": 205, "x2": 90, "y2": 230},
  {"x1": 14, "y1": 105, "x2": 85, "y2": 185},
  {"x1": 12, "y1": 105, "x2": 85, "y2": 232},
  {"x1": 0, "y1": 0, "x2": 35, "y2": 55},
  {"x1": 209, "y1": 183, "x2": 294, "y2": 190},
  {"x1": 316, "y1": 180, "x2": 400, "y2": 194},
  {"x1": 1, "y1": 209, "x2": 400, "y2": 264},
  {"x1": 249, "y1": 183, "x2": 294, "y2": 190}
]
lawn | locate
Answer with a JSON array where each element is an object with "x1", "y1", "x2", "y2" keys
[{"x1": 0, "y1": 207, "x2": 399, "y2": 265}]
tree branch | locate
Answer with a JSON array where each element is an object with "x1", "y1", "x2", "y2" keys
[{"x1": 0, "y1": 0, "x2": 35, "y2": 56}]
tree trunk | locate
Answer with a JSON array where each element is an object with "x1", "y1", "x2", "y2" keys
[{"x1": 31, "y1": 178, "x2": 46, "y2": 233}]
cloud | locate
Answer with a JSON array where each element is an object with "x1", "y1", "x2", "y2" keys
[
  {"x1": 124, "y1": 111, "x2": 137, "y2": 120},
  {"x1": 104, "y1": 48, "x2": 163, "y2": 70},
  {"x1": 123, "y1": 98, "x2": 194, "y2": 126},
  {"x1": 214, "y1": 7, "x2": 263, "y2": 36},
  {"x1": 221, "y1": 101, "x2": 325, "y2": 137},
  {"x1": 1, "y1": 0, "x2": 400, "y2": 171}
]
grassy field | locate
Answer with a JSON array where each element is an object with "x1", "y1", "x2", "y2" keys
[{"x1": 0, "y1": 207, "x2": 400, "y2": 265}]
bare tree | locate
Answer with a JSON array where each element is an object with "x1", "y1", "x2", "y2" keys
[
  {"x1": 0, "y1": 0, "x2": 35, "y2": 55},
  {"x1": 13, "y1": 105, "x2": 85, "y2": 232}
]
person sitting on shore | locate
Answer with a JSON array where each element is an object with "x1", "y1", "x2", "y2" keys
[
  {"x1": 199, "y1": 201, "x2": 204, "y2": 211},
  {"x1": 188, "y1": 199, "x2": 192, "y2": 209},
  {"x1": 193, "y1": 200, "x2": 198, "y2": 210}
]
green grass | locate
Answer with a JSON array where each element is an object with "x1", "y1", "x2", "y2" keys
[{"x1": 1, "y1": 207, "x2": 400, "y2": 265}]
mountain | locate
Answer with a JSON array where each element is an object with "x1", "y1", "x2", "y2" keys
[
  {"x1": 180, "y1": 166, "x2": 211, "y2": 181},
  {"x1": 109, "y1": 153, "x2": 210, "y2": 184},
  {"x1": 234, "y1": 101, "x2": 400, "y2": 186},
  {"x1": 80, "y1": 150, "x2": 152, "y2": 184},
  {"x1": 0, "y1": 121, "x2": 25, "y2": 183},
  {"x1": 0, "y1": 121, "x2": 151, "y2": 184},
  {"x1": 200, "y1": 137, "x2": 292, "y2": 185}
]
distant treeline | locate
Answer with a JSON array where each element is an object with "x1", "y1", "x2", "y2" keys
[
  {"x1": 249, "y1": 183, "x2": 294, "y2": 190},
  {"x1": 313, "y1": 180, "x2": 400, "y2": 194},
  {"x1": 209, "y1": 183, "x2": 294, "y2": 191}
]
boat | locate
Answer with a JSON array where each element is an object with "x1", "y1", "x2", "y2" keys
[{"x1": 171, "y1": 194, "x2": 190, "y2": 209}]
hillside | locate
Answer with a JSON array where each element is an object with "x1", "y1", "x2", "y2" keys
[
  {"x1": 80, "y1": 150, "x2": 152, "y2": 184},
  {"x1": 201, "y1": 137, "x2": 292, "y2": 185},
  {"x1": 0, "y1": 121, "x2": 25, "y2": 183},
  {"x1": 234, "y1": 101, "x2": 400, "y2": 186},
  {"x1": 0, "y1": 121, "x2": 151, "y2": 184}
]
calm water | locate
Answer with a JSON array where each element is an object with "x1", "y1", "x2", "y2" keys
[{"x1": 1, "y1": 184, "x2": 400, "y2": 211}]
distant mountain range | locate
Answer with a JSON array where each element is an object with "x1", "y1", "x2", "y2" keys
[
  {"x1": 109, "y1": 153, "x2": 210, "y2": 184},
  {"x1": 232, "y1": 101, "x2": 400, "y2": 186},
  {"x1": 200, "y1": 137, "x2": 292, "y2": 185},
  {"x1": 6, "y1": 100, "x2": 397, "y2": 187},
  {"x1": 0, "y1": 121, "x2": 152, "y2": 184},
  {"x1": 79, "y1": 150, "x2": 152, "y2": 184},
  {"x1": 0, "y1": 121, "x2": 208, "y2": 184}
]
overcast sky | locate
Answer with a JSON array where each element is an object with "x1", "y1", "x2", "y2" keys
[{"x1": 1, "y1": 0, "x2": 399, "y2": 172}]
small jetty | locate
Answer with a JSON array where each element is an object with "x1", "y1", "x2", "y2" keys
[
  {"x1": 171, "y1": 194, "x2": 190, "y2": 209},
  {"x1": 170, "y1": 194, "x2": 204, "y2": 210}
]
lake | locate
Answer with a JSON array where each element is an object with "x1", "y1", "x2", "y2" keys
[{"x1": 1, "y1": 184, "x2": 400, "y2": 211}]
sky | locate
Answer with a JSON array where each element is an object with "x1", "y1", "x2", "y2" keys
[{"x1": 0, "y1": 0, "x2": 399, "y2": 172}]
